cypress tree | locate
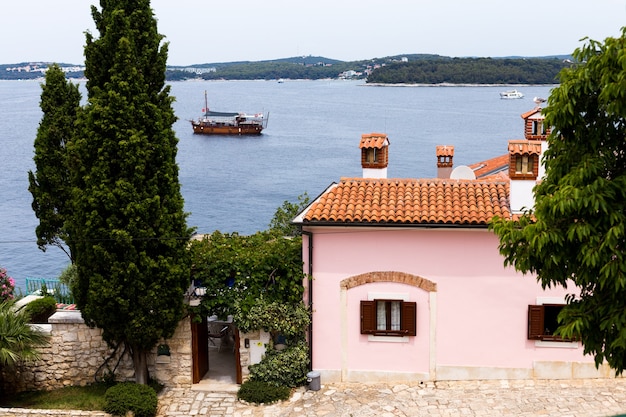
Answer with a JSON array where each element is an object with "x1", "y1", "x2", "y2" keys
[
  {"x1": 68, "y1": 0, "x2": 192, "y2": 384},
  {"x1": 28, "y1": 63, "x2": 81, "y2": 260}
]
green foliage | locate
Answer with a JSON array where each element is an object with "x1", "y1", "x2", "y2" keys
[
  {"x1": 248, "y1": 343, "x2": 310, "y2": 388},
  {"x1": 268, "y1": 193, "x2": 310, "y2": 237},
  {"x1": 24, "y1": 296, "x2": 57, "y2": 323},
  {"x1": 28, "y1": 63, "x2": 81, "y2": 260},
  {"x1": 0, "y1": 301, "x2": 49, "y2": 369},
  {"x1": 1, "y1": 382, "x2": 111, "y2": 410},
  {"x1": 367, "y1": 57, "x2": 567, "y2": 84},
  {"x1": 103, "y1": 382, "x2": 157, "y2": 417},
  {"x1": 67, "y1": 0, "x2": 192, "y2": 384},
  {"x1": 188, "y1": 230, "x2": 306, "y2": 321},
  {"x1": 58, "y1": 264, "x2": 77, "y2": 288},
  {"x1": 490, "y1": 28, "x2": 626, "y2": 374},
  {"x1": 237, "y1": 380, "x2": 291, "y2": 404},
  {"x1": 234, "y1": 296, "x2": 310, "y2": 344}
]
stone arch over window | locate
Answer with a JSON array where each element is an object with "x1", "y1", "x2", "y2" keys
[{"x1": 340, "y1": 271, "x2": 437, "y2": 292}]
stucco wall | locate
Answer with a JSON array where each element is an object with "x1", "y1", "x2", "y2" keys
[
  {"x1": 0, "y1": 311, "x2": 193, "y2": 394},
  {"x1": 303, "y1": 226, "x2": 611, "y2": 383}
]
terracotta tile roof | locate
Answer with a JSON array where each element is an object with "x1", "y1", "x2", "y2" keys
[
  {"x1": 436, "y1": 145, "x2": 454, "y2": 157},
  {"x1": 359, "y1": 133, "x2": 389, "y2": 149},
  {"x1": 302, "y1": 178, "x2": 511, "y2": 226},
  {"x1": 469, "y1": 153, "x2": 510, "y2": 180},
  {"x1": 521, "y1": 107, "x2": 542, "y2": 120},
  {"x1": 508, "y1": 140, "x2": 541, "y2": 155}
]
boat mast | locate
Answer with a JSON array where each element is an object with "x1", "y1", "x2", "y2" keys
[{"x1": 204, "y1": 90, "x2": 209, "y2": 116}]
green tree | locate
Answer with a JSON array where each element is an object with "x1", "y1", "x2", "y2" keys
[
  {"x1": 28, "y1": 63, "x2": 81, "y2": 260},
  {"x1": 68, "y1": 0, "x2": 192, "y2": 384},
  {"x1": 490, "y1": 29, "x2": 626, "y2": 373},
  {"x1": 0, "y1": 301, "x2": 49, "y2": 371},
  {"x1": 268, "y1": 192, "x2": 310, "y2": 237}
]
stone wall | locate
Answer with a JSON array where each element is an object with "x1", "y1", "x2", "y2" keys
[
  {"x1": 238, "y1": 329, "x2": 270, "y2": 382},
  {"x1": 0, "y1": 310, "x2": 193, "y2": 394}
]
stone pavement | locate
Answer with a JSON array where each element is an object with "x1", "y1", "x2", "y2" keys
[{"x1": 157, "y1": 378, "x2": 626, "y2": 417}]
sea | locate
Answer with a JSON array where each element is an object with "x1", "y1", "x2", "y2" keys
[{"x1": 0, "y1": 79, "x2": 554, "y2": 291}]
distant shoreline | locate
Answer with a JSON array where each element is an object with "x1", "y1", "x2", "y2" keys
[{"x1": 363, "y1": 83, "x2": 559, "y2": 87}]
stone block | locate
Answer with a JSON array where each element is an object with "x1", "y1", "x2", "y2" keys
[
  {"x1": 533, "y1": 361, "x2": 573, "y2": 379},
  {"x1": 62, "y1": 331, "x2": 78, "y2": 342},
  {"x1": 572, "y1": 361, "x2": 610, "y2": 379}
]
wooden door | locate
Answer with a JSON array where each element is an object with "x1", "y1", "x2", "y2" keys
[
  {"x1": 234, "y1": 327, "x2": 242, "y2": 384},
  {"x1": 191, "y1": 315, "x2": 209, "y2": 383}
]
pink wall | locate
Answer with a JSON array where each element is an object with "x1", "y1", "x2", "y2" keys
[{"x1": 302, "y1": 227, "x2": 592, "y2": 379}]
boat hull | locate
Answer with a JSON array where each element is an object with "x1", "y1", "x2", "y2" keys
[
  {"x1": 191, "y1": 121, "x2": 263, "y2": 135},
  {"x1": 500, "y1": 90, "x2": 524, "y2": 99}
]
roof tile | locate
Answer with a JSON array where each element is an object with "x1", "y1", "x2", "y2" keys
[
  {"x1": 508, "y1": 140, "x2": 541, "y2": 156},
  {"x1": 359, "y1": 133, "x2": 389, "y2": 149},
  {"x1": 303, "y1": 178, "x2": 511, "y2": 225}
]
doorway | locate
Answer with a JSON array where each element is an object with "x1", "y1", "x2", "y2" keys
[{"x1": 191, "y1": 315, "x2": 242, "y2": 390}]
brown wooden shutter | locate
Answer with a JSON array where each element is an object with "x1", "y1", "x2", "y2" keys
[
  {"x1": 528, "y1": 305, "x2": 545, "y2": 340},
  {"x1": 401, "y1": 302, "x2": 417, "y2": 336},
  {"x1": 360, "y1": 300, "x2": 376, "y2": 334}
]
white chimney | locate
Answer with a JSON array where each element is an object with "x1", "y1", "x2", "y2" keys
[
  {"x1": 508, "y1": 139, "x2": 541, "y2": 213},
  {"x1": 436, "y1": 145, "x2": 454, "y2": 178},
  {"x1": 360, "y1": 133, "x2": 389, "y2": 178}
]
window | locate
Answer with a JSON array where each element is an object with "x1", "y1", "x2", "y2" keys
[
  {"x1": 366, "y1": 148, "x2": 378, "y2": 163},
  {"x1": 515, "y1": 155, "x2": 534, "y2": 175},
  {"x1": 528, "y1": 304, "x2": 575, "y2": 341},
  {"x1": 532, "y1": 120, "x2": 548, "y2": 135},
  {"x1": 360, "y1": 300, "x2": 416, "y2": 336}
]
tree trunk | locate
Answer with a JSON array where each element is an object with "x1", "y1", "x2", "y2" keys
[{"x1": 132, "y1": 346, "x2": 150, "y2": 385}]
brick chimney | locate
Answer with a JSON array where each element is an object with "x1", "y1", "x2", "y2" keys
[
  {"x1": 508, "y1": 108, "x2": 551, "y2": 213},
  {"x1": 521, "y1": 107, "x2": 550, "y2": 179},
  {"x1": 508, "y1": 139, "x2": 541, "y2": 213},
  {"x1": 360, "y1": 133, "x2": 389, "y2": 178},
  {"x1": 436, "y1": 145, "x2": 454, "y2": 178}
]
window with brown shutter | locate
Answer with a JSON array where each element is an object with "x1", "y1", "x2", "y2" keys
[
  {"x1": 361, "y1": 299, "x2": 416, "y2": 337},
  {"x1": 527, "y1": 304, "x2": 574, "y2": 341}
]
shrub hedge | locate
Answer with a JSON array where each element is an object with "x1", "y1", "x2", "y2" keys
[
  {"x1": 237, "y1": 380, "x2": 291, "y2": 404},
  {"x1": 103, "y1": 382, "x2": 158, "y2": 417}
]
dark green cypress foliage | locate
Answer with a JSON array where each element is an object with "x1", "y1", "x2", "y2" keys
[
  {"x1": 68, "y1": 0, "x2": 192, "y2": 384},
  {"x1": 29, "y1": 63, "x2": 81, "y2": 260}
]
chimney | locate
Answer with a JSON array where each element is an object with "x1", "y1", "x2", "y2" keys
[
  {"x1": 436, "y1": 145, "x2": 454, "y2": 178},
  {"x1": 359, "y1": 133, "x2": 389, "y2": 178},
  {"x1": 508, "y1": 139, "x2": 541, "y2": 213},
  {"x1": 521, "y1": 107, "x2": 550, "y2": 179}
]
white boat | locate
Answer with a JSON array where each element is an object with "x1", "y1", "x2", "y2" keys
[{"x1": 500, "y1": 89, "x2": 524, "y2": 99}]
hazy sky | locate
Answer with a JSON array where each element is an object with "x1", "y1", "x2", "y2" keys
[{"x1": 2, "y1": 0, "x2": 625, "y2": 66}]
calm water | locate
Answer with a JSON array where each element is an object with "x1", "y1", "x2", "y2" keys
[{"x1": 0, "y1": 80, "x2": 553, "y2": 290}]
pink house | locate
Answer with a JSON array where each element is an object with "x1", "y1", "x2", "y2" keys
[{"x1": 293, "y1": 111, "x2": 613, "y2": 383}]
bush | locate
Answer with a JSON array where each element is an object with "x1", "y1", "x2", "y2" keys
[
  {"x1": 237, "y1": 380, "x2": 291, "y2": 404},
  {"x1": 248, "y1": 343, "x2": 309, "y2": 388},
  {"x1": 0, "y1": 267, "x2": 15, "y2": 301},
  {"x1": 24, "y1": 296, "x2": 57, "y2": 323},
  {"x1": 104, "y1": 382, "x2": 158, "y2": 417}
]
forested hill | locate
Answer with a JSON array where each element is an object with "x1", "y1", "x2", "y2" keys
[
  {"x1": 366, "y1": 57, "x2": 570, "y2": 84},
  {"x1": 1, "y1": 54, "x2": 572, "y2": 84}
]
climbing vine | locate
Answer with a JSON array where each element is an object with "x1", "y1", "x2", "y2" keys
[{"x1": 188, "y1": 230, "x2": 307, "y2": 321}]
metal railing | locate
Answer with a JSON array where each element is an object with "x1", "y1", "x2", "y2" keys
[{"x1": 25, "y1": 277, "x2": 74, "y2": 304}]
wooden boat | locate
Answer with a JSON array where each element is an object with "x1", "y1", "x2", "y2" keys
[{"x1": 191, "y1": 91, "x2": 268, "y2": 135}]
